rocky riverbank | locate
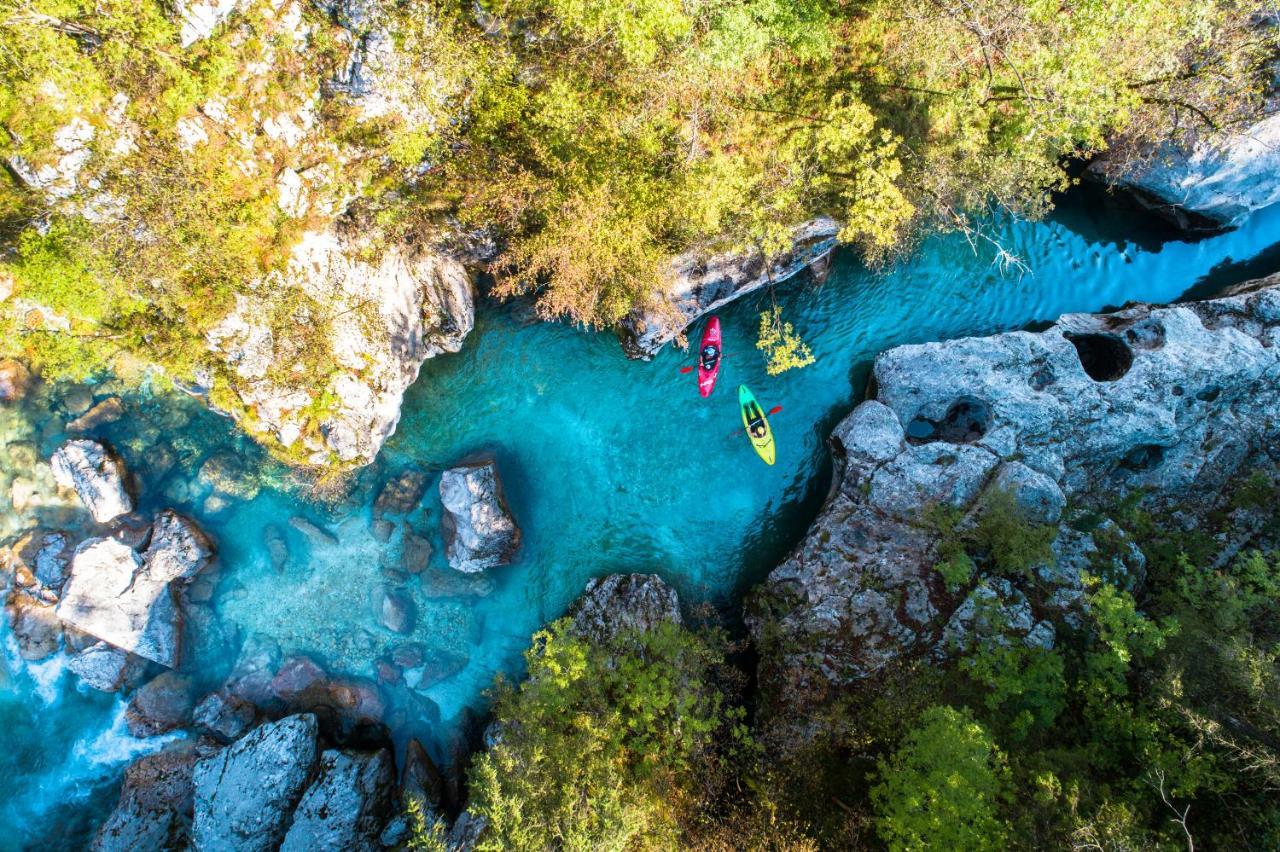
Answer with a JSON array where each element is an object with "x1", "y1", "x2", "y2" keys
[
  {"x1": 748, "y1": 277, "x2": 1280, "y2": 745},
  {"x1": 82, "y1": 571, "x2": 675, "y2": 851}
]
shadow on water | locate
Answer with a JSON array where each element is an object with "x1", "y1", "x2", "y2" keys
[
  {"x1": 1178, "y1": 240, "x2": 1280, "y2": 303},
  {"x1": 1048, "y1": 164, "x2": 1226, "y2": 253}
]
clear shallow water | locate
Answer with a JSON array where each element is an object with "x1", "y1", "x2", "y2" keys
[{"x1": 5, "y1": 193, "x2": 1280, "y2": 849}]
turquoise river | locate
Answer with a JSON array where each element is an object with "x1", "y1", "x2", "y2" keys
[{"x1": 5, "y1": 189, "x2": 1280, "y2": 849}]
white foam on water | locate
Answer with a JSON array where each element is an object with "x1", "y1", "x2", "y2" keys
[
  {"x1": 1, "y1": 630, "x2": 68, "y2": 704},
  {"x1": 73, "y1": 701, "x2": 183, "y2": 768},
  {"x1": 0, "y1": 698, "x2": 184, "y2": 842}
]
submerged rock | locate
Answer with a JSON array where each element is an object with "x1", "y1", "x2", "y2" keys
[
  {"x1": 224, "y1": 634, "x2": 282, "y2": 707},
  {"x1": 68, "y1": 397, "x2": 125, "y2": 432},
  {"x1": 618, "y1": 218, "x2": 839, "y2": 358},
  {"x1": 439, "y1": 458, "x2": 520, "y2": 573},
  {"x1": 191, "y1": 714, "x2": 320, "y2": 852},
  {"x1": 279, "y1": 748, "x2": 395, "y2": 852},
  {"x1": 268, "y1": 654, "x2": 387, "y2": 741},
  {"x1": 50, "y1": 440, "x2": 133, "y2": 524},
  {"x1": 263, "y1": 524, "x2": 290, "y2": 571},
  {"x1": 415, "y1": 650, "x2": 468, "y2": 689},
  {"x1": 400, "y1": 530, "x2": 432, "y2": 574},
  {"x1": 570, "y1": 573, "x2": 682, "y2": 643},
  {"x1": 92, "y1": 740, "x2": 204, "y2": 852},
  {"x1": 288, "y1": 515, "x2": 337, "y2": 545},
  {"x1": 750, "y1": 281, "x2": 1280, "y2": 734},
  {"x1": 374, "y1": 586, "x2": 416, "y2": 634},
  {"x1": 374, "y1": 468, "x2": 429, "y2": 515},
  {"x1": 197, "y1": 452, "x2": 260, "y2": 502}
]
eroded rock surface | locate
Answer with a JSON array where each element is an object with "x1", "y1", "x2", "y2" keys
[
  {"x1": 205, "y1": 225, "x2": 474, "y2": 467},
  {"x1": 619, "y1": 218, "x2": 839, "y2": 358},
  {"x1": 68, "y1": 641, "x2": 147, "y2": 692},
  {"x1": 570, "y1": 573, "x2": 681, "y2": 643},
  {"x1": 279, "y1": 748, "x2": 396, "y2": 852},
  {"x1": 92, "y1": 741, "x2": 207, "y2": 852},
  {"x1": 1090, "y1": 111, "x2": 1280, "y2": 229},
  {"x1": 439, "y1": 458, "x2": 520, "y2": 572},
  {"x1": 56, "y1": 512, "x2": 214, "y2": 667},
  {"x1": 750, "y1": 281, "x2": 1280, "y2": 734}
]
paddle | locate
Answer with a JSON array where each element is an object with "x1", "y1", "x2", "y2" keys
[{"x1": 728, "y1": 405, "x2": 783, "y2": 438}]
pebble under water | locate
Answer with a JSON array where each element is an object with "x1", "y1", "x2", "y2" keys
[{"x1": 6, "y1": 191, "x2": 1280, "y2": 849}]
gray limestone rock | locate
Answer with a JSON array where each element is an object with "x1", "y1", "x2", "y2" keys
[
  {"x1": 570, "y1": 573, "x2": 682, "y2": 643},
  {"x1": 439, "y1": 459, "x2": 520, "y2": 573},
  {"x1": 750, "y1": 281, "x2": 1280, "y2": 734},
  {"x1": 50, "y1": 440, "x2": 133, "y2": 524},
  {"x1": 191, "y1": 714, "x2": 320, "y2": 852},
  {"x1": 279, "y1": 748, "x2": 395, "y2": 852}
]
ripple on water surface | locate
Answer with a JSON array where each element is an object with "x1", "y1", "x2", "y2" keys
[{"x1": 5, "y1": 196, "x2": 1280, "y2": 849}]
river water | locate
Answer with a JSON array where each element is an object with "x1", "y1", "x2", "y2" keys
[{"x1": 4, "y1": 190, "x2": 1280, "y2": 849}]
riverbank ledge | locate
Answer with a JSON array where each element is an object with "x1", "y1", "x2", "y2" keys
[{"x1": 748, "y1": 277, "x2": 1280, "y2": 743}]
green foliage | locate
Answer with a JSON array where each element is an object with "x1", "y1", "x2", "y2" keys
[
  {"x1": 935, "y1": 549, "x2": 976, "y2": 591},
  {"x1": 922, "y1": 487, "x2": 1055, "y2": 587},
  {"x1": 960, "y1": 641, "x2": 1066, "y2": 741},
  {"x1": 970, "y1": 489, "x2": 1056, "y2": 577},
  {"x1": 756, "y1": 306, "x2": 816, "y2": 376},
  {"x1": 405, "y1": 798, "x2": 448, "y2": 852},
  {"x1": 2, "y1": 0, "x2": 1275, "y2": 385},
  {"x1": 467, "y1": 618, "x2": 747, "y2": 851},
  {"x1": 871, "y1": 705, "x2": 1009, "y2": 851}
]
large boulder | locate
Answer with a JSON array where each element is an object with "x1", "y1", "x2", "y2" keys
[
  {"x1": 618, "y1": 218, "x2": 839, "y2": 358},
  {"x1": 191, "y1": 714, "x2": 320, "y2": 852},
  {"x1": 92, "y1": 741, "x2": 205, "y2": 852},
  {"x1": 145, "y1": 511, "x2": 215, "y2": 583},
  {"x1": 204, "y1": 224, "x2": 474, "y2": 467},
  {"x1": 57, "y1": 513, "x2": 214, "y2": 667},
  {"x1": 1089, "y1": 111, "x2": 1280, "y2": 230},
  {"x1": 570, "y1": 574, "x2": 682, "y2": 643},
  {"x1": 439, "y1": 458, "x2": 520, "y2": 573},
  {"x1": 279, "y1": 748, "x2": 396, "y2": 852},
  {"x1": 127, "y1": 672, "x2": 197, "y2": 737},
  {"x1": 49, "y1": 440, "x2": 132, "y2": 524},
  {"x1": 750, "y1": 280, "x2": 1280, "y2": 734}
]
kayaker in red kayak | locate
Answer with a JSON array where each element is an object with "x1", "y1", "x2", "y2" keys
[{"x1": 697, "y1": 316, "x2": 723, "y2": 397}]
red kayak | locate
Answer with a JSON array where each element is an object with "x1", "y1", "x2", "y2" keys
[{"x1": 697, "y1": 316, "x2": 723, "y2": 397}]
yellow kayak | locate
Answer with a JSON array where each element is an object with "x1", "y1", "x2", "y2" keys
[{"x1": 739, "y1": 384, "x2": 775, "y2": 465}]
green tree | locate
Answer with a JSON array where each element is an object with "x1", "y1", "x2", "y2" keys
[
  {"x1": 467, "y1": 618, "x2": 746, "y2": 851},
  {"x1": 871, "y1": 705, "x2": 1010, "y2": 851}
]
